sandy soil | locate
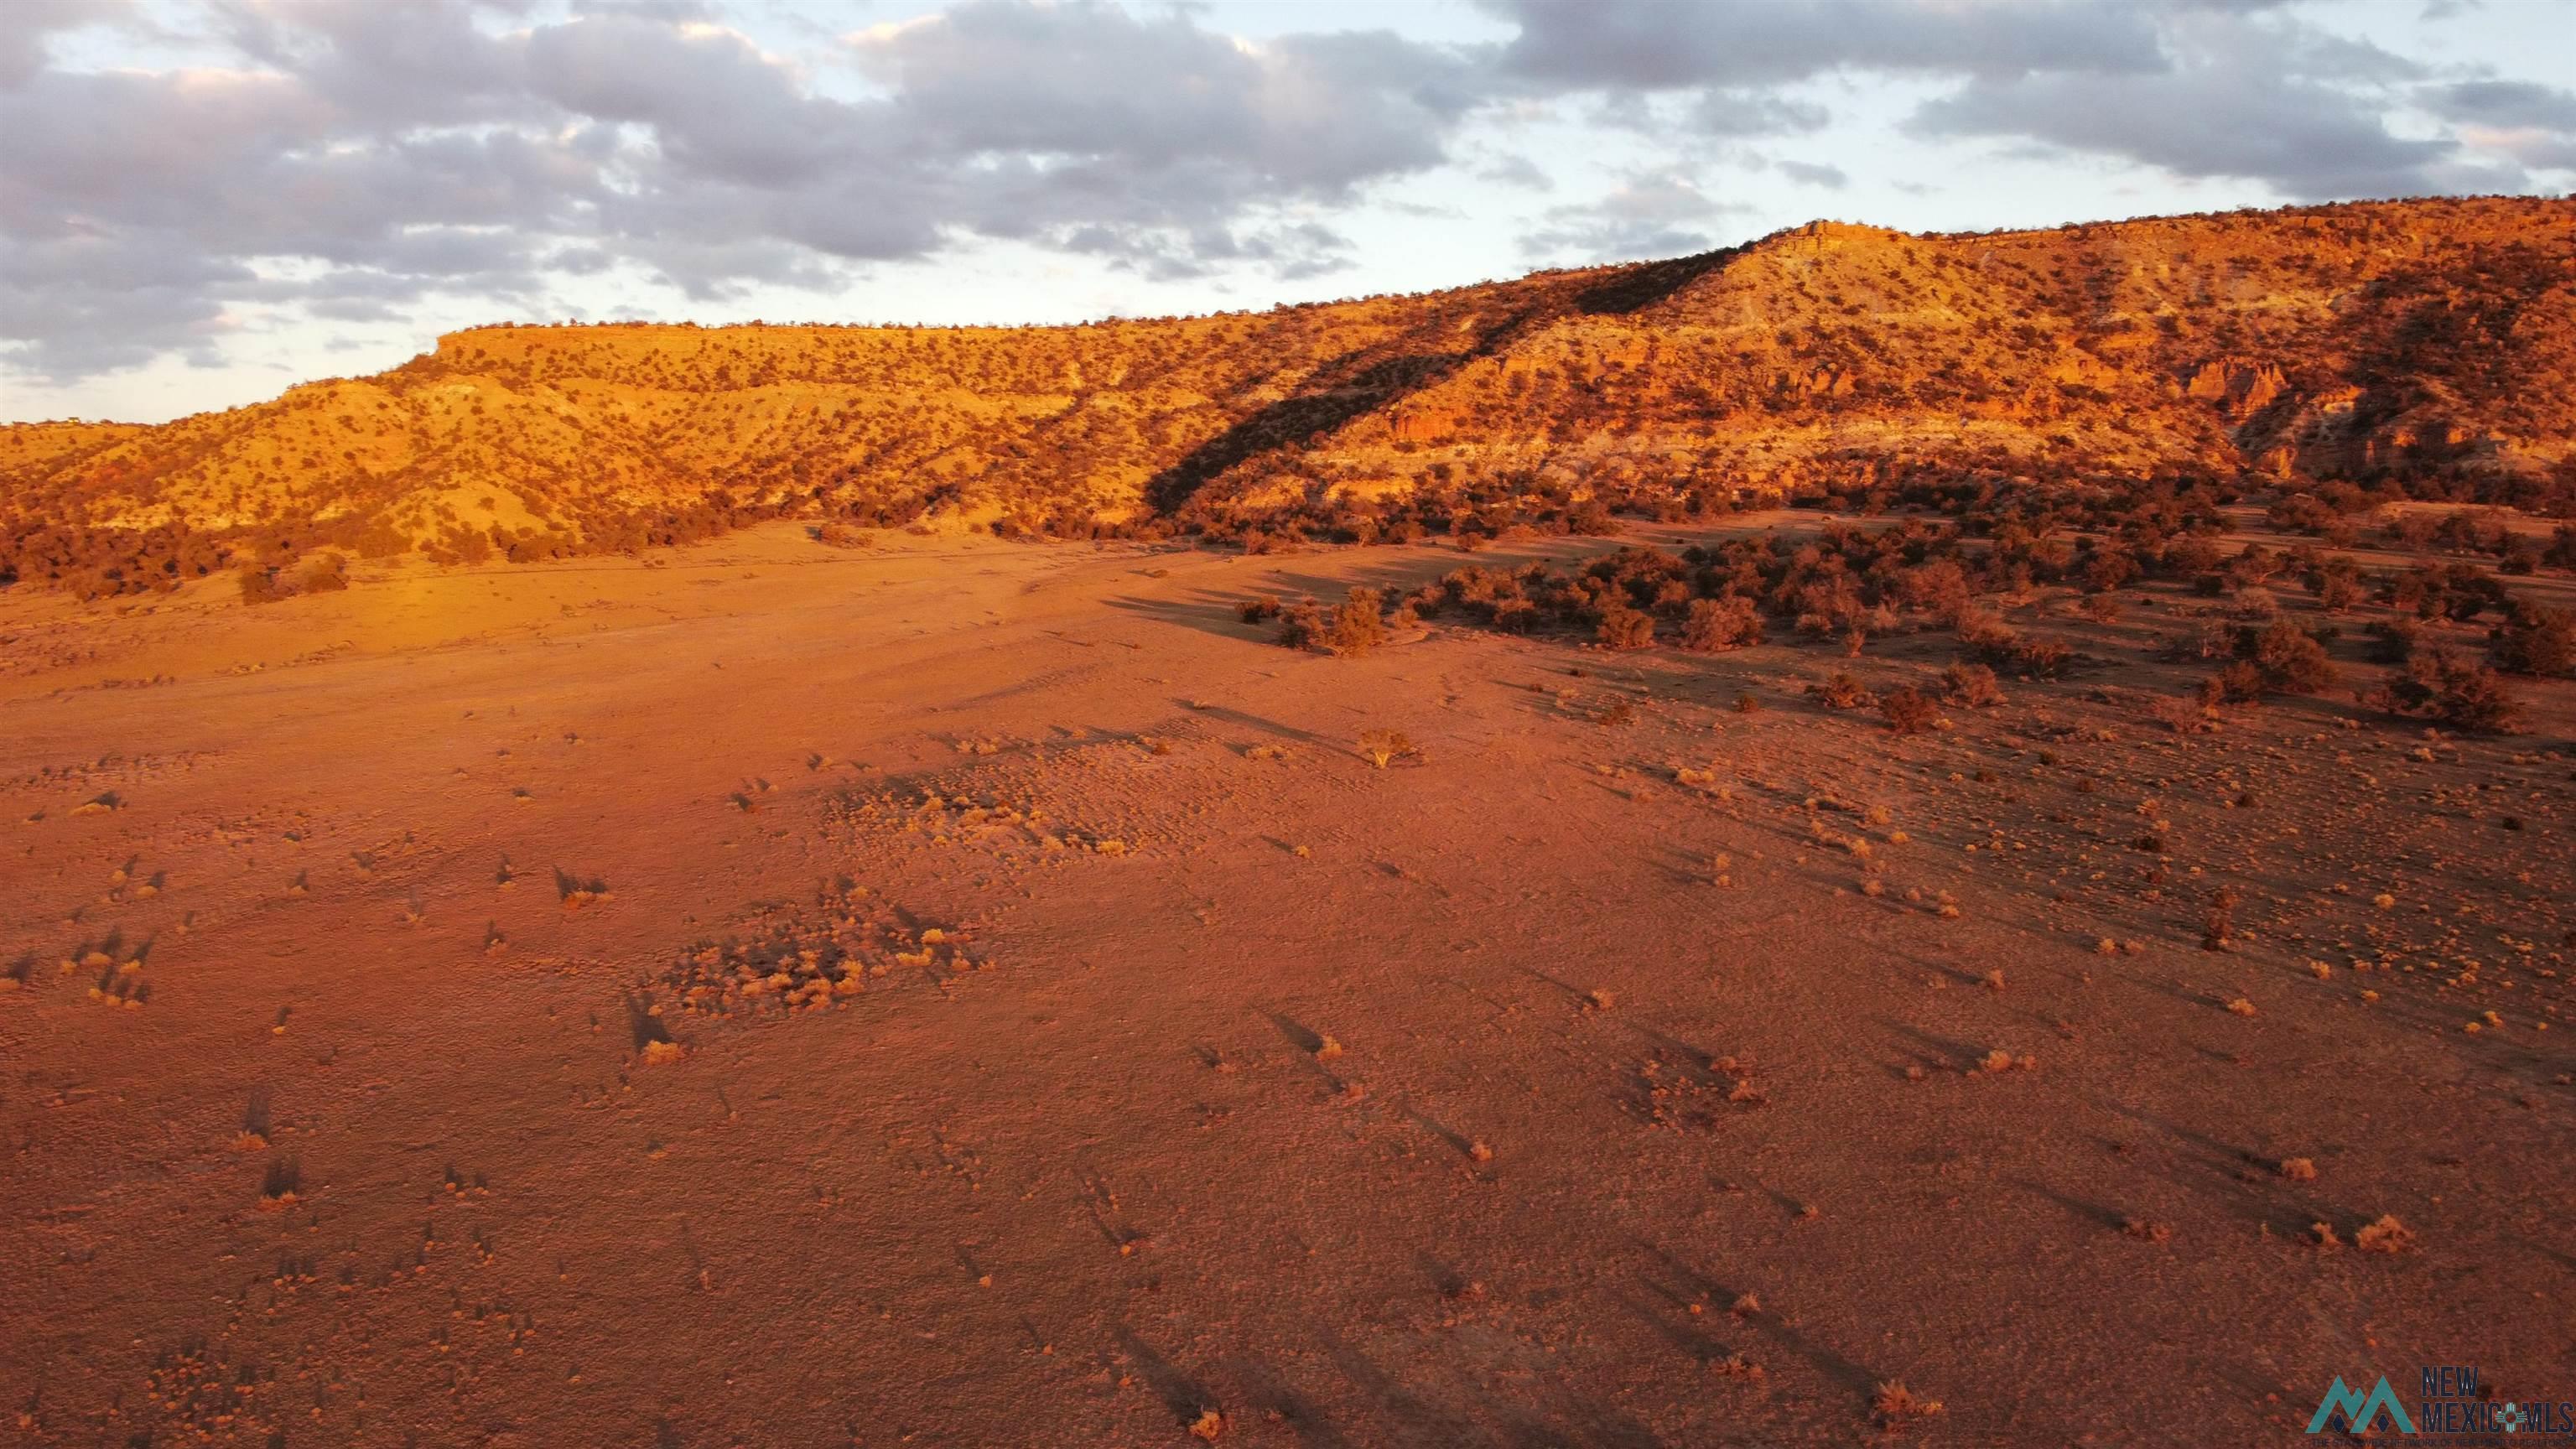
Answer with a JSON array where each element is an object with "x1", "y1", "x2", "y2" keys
[{"x1": 3, "y1": 522, "x2": 2571, "y2": 1447}]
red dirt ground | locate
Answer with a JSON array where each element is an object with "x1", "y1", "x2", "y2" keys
[{"x1": 4, "y1": 522, "x2": 2570, "y2": 1446}]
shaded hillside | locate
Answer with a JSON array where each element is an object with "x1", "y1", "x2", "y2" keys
[{"x1": 4, "y1": 195, "x2": 2570, "y2": 595}]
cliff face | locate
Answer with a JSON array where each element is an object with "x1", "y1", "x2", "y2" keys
[{"x1": 4, "y1": 195, "x2": 2570, "y2": 590}]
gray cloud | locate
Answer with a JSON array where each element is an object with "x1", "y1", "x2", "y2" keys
[
  {"x1": 1779, "y1": 159, "x2": 1850, "y2": 190},
  {"x1": 1480, "y1": 0, "x2": 2164, "y2": 90},
  {"x1": 1521, "y1": 172, "x2": 1742, "y2": 264},
  {"x1": 2, "y1": 0, "x2": 1498, "y2": 382},
  {"x1": 2429, "y1": 78, "x2": 2576, "y2": 132},
  {"x1": 1, "y1": 0, "x2": 2564, "y2": 393},
  {"x1": 1911, "y1": 13, "x2": 2511, "y2": 200},
  {"x1": 0, "y1": 0, "x2": 133, "y2": 86}
]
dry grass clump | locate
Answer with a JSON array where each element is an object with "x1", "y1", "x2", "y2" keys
[
  {"x1": 2202, "y1": 886, "x2": 2239, "y2": 951},
  {"x1": 2279, "y1": 1156, "x2": 2318, "y2": 1181},
  {"x1": 2355, "y1": 1214, "x2": 2416, "y2": 1254},
  {"x1": 258, "y1": 1156, "x2": 301, "y2": 1208},
  {"x1": 1873, "y1": 1382, "x2": 1945, "y2": 1425},
  {"x1": 1355, "y1": 729, "x2": 1418, "y2": 769},
  {"x1": 1940, "y1": 662, "x2": 2002, "y2": 708},
  {"x1": 650, "y1": 881, "x2": 984, "y2": 1020},
  {"x1": 554, "y1": 869, "x2": 612, "y2": 910}
]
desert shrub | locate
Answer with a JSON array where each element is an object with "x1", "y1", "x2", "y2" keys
[
  {"x1": 1880, "y1": 686, "x2": 1937, "y2": 734},
  {"x1": 2372, "y1": 649, "x2": 2521, "y2": 732},
  {"x1": 2366, "y1": 617, "x2": 2422, "y2": 664},
  {"x1": 2387, "y1": 563, "x2": 2511, "y2": 622},
  {"x1": 1327, "y1": 588, "x2": 1388, "y2": 652},
  {"x1": 1941, "y1": 662, "x2": 2003, "y2": 708},
  {"x1": 2204, "y1": 660, "x2": 2271, "y2": 705},
  {"x1": 1275, "y1": 601, "x2": 1323, "y2": 650},
  {"x1": 1955, "y1": 608, "x2": 2019, "y2": 661},
  {"x1": 1679, "y1": 595, "x2": 1763, "y2": 652},
  {"x1": 1355, "y1": 729, "x2": 1418, "y2": 768},
  {"x1": 2249, "y1": 619, "x2": 2338, "y2": 693},
  {"x1": 1278, "y1": 587, "x2": 1388, "y2": 655},
  {"x1": 2490, "y1": 604, "x2": 2574, "y2": 676},
  {"x1": 1810, "y1": 673, "x2": 1875, "y2": 710},
  {"x1": 2149, "y1": 694, "x2": 2213, "y2": 733},
  {"x1": 293, "y1": 552, "x2": 350, "y2": 594},
  {"x1": 814, "y1": 522, "x2": 872, "y2": 548},
  {"x1": 1238, "y1": 595, "x2": 1282, "y2": 624},
  {"x1": 236, "y1": 564, "x2": 285, "y2": 605},
  {"x1": 2081, "y1": 549, "x2": 2138, "y2": 593},
  {"x1": 1595, "y1": 605, "x2": 1654, "y2": 650},
  {"x1": 2013, "y1": 637, "x2": 2072, "y2": 678}
]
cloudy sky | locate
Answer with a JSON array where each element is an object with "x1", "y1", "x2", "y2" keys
[{"x1": 2, "y1": 0, "x2": 2570, "y2": 424}]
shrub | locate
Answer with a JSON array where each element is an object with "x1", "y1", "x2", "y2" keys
[
  {"x1": 1238, "y1": 595, "x2": 1282, "y2": 624},
  {"x1": 2366, "y1": 617, "x2": 2421, "y2": 664},
  {"x1": 1940, "y1": 662, "x2": 2002, "y2": 708},
  {"x1": 1326, "y1": 587, "x2": 1388, "y2": 653},
  {"x1": 1275, "y1": 601, "x2": 1323, "y2": 650},
  {"x1": 1679, "y1": 595, "x2": 1763, "y2": 652},
  {"x1": 1880, "y1": 686, "x2": 1937, "y2": 734},
  {"x1": 2014, "y1": 637, "x2": 2072, "y2": 678},
  {"x1": 293, "y1": 553, "x2": 350, "y2": 595},
  {"x1": 1810, "y1": 673, "x2": 1875, "y2": 710},
  {"x1": 2205, "y1": 660, "x2": 2270, "y2": 705},
  {"x1": 236, "y1": 564, "x2": 284, "y2": 605},
  {"x1": 1595, "y1": 605, "x2": 1654, "y2": 650},
  {"x1": 2250, "y1": 619, "x2": 2337, "y2": 693},
  {"x1": 1356, "y1": 729, "x2": 1418, "y2": 768},
  {"x1": 1281, "y1": 588, "x2": 1386, "y2": 654},
  {"x1": 2372, "y1": 649, "x2": 2521, "y2": 732},
  {"x1": 2491, "y1": 604, "x2": 2574, "y2": 677}
]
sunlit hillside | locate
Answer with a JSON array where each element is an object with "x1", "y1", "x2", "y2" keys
[{"x1": 4, "y1": 195, "x2": 2568, "y2": 595}]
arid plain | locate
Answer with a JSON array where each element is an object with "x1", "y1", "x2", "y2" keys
[
  {"x1": 4, "y1": 506, "x2": 2571, "y2": 1446},
  {"x1": 6, "y1": 196, "x2": 2576, "y2": 1446}
]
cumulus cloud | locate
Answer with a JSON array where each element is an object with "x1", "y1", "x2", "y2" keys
[
  {"x1": 1480, "y1": 0, "x2": 2163, "y2": 90},
  {"x1": 1910, "y1": 13, "x2": 2517, "y2": 200},
  {"x1": 2422, "y1": 79, "x2": 2576, "y2": 173},
  {"x1": 0, "y1": 0, "x2": 2564, "y2": 392},
  {"x1": 1521, "y1": 172, "x2": 1742, "y2": 264},
  {"x1": 0, "y1": 0, "x2": 135, "y2": 86},
  {"x1": 1, "y1": 0, "x2": 1501, "y2": 383}
]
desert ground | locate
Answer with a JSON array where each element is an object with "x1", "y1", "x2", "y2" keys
[{"x1": 3, "y1": 518, "x2": 2571, "y2": 1447}]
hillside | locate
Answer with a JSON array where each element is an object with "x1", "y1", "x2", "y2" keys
[{"x1": 4, "y1": 195, "x2": 2570, "y2": 595}]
